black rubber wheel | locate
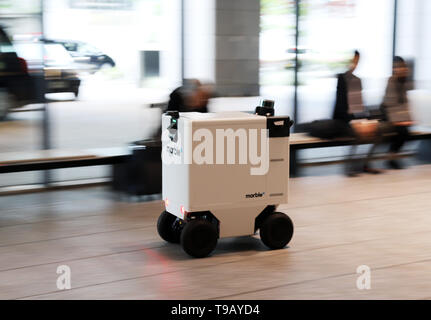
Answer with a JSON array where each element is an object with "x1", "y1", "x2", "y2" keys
[
  {"x1": 180, "y1": 219, "x2": 218, "y2": 258},
  {"x1": 157, "y1": 211, "x2": 181, "y2": 243},
  {"x1": 260, "y1": 212, "x2": 294, "y2": 250}
]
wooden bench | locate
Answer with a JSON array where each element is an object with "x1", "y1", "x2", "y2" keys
[
  {"x1": 0, "y1": 147, "x2": 131, "y2": 174},
  {"x1": 1, "y1": 129, "x2": 431, "y2": 178},
  {"x1": 289, "y1": 129, "x2": 431, "y2": 175}
]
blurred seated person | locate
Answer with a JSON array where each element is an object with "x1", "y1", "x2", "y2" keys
[
  {"x1": 381, "y1": 56, "x2": 413, "y2": 169},
  {"x1": 167, "y1": 79, "x2": 213, "y2": 113},
  {"x1": 152, "y1": 79, "x2": 212, "y2": 139},
  {"x1": 333, "y1": 50, "x2": 382, "y2": 176}
]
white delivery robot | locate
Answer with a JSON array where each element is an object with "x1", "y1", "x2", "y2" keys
[{"x1": 158, "y1": 100, "x2": 294, "y2": 258}]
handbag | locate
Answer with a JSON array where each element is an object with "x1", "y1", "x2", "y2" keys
[{"x1": 350, "y1": 119, "x2": 379, "y2": 140}]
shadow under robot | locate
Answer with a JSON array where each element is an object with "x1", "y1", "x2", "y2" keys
[{"x1": 158, "y1": 100, "x2": 294, "y2": 258}]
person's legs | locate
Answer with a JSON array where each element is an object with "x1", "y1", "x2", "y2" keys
[
  {"x1": 387, "y1": 125, "x2": 410, "y2": 169},
  {"x1": 340, "y1": 122, "x2": 360, "y2": 176},
  {"x1": 363, "y1": 123, "x2": 385, "y2": 174},
  {"x1": 390, "y1": 125, "x2": 409, "y2": 152},
  {"x1": 363, "y1": 143, "x2": 382, "y2": 173}
]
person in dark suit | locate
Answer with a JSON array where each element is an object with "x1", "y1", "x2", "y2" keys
[
  {"x1": 333, "y1": 51, "x2": 368, "y2": 128},
  {"x1": 333, "y1": 50, "x2": 382, "y2": 176}
]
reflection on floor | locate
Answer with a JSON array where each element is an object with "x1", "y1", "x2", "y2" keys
[{"x1": 1, "y1": 164, "x2": 431, "y2": 299}]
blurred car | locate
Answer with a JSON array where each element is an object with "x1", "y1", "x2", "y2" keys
[
  {"x1": 14, "y1": 41, "x2": 81, "y2": 98},
  {"x1": 43, "y1": 39, "x2": 115, "y2": 72},
  {"x1": 0, "y1": 26, "x2": 44, "y2": 120}
]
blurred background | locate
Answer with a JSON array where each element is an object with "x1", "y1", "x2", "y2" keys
[{"x1": 0, "y1": 0, "x2": 430, "y2": 188}]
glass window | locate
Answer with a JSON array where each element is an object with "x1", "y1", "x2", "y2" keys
[
  {"x1": 0, "y1": 6, "x2": 44, "y2": 188},
  {"x1": 63, "y1": 42, "x2": 78, "y2": 52},
  {"x1": 297, "y1": 0, "x2": 394, "y2": 123},
  {"x1": 1, "y1": 0, "x2": 181, "y2": 189},
  {"x1": 42, "y1": 0, "x2": 181, "y2": 183},
  {"x1": 259, "y1": 0, "x2": 296, "y2": 116},
  {"x1": 77, "y1": 43, "x2": 101, "y2": 55},
  {"x1": 44, "y1": 44, "x2": 74, "y2": 66}
]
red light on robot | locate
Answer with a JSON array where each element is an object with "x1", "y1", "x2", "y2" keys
[
  {"x1": 180, "y1": 205, "x2": 186, "y2": 216},
  {"x1": 165, "y1": 198, "x2": 169, "y2": 207}
]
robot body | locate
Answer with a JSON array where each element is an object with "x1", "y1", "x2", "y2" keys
[{"x1": 158, "y1": 107, "x2": 293, "y2": 257}]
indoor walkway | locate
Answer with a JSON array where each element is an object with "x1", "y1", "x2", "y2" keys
[{"x1": 1, "y1": 164, "x2": 431, "y2": 299}]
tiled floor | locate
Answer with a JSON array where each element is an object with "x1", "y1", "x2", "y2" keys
[{"x1": 1, "y1": 164, "x2": 431, "y2": 299}]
